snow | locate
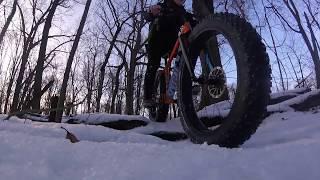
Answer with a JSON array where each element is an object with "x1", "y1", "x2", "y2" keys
[
  {"x1": 270, "y1": 87, "x2": 310, "y2": 99},
  {"x1": 197, "y1": 100, "x2": 232, "y2": 118},
  {"x1": 70, "y1": 113, "x2": 149, "y2": 124},
  {"x1": 1, "y1": 107, "x2": 320, "y2": 179},
  {"x1": 268, "y1": 89, "x2": 320, "y2": 112}
]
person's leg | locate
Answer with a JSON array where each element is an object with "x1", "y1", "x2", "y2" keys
[
  {"x1": 143, "y1": 27, "x2": 163, "y2": 106},
  {"x1": 143, "y1": 33, "x2": 178, "y2": 107}
]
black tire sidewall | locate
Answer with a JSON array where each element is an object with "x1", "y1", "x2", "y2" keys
[{"x1": 178, "y1": 13, "x2": 271, "y2": 147}]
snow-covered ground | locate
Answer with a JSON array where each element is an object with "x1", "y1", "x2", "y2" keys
[{"x1": 1, "y1": 108, "x2": 320, "y2": 180}]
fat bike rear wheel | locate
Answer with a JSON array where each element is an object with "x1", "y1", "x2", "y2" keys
[
  {"x1": 149, "y1": 70, "x2": 169, "y2": 122},
  {"x1": 178, "y1": 13, "x2": 271, "y2": 148}
]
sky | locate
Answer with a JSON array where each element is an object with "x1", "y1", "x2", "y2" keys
[
  {"x1": 49, "y1": 0, "x2": 320, "y2": 90},
  {"x1": 0, "y1": 0, "x2": 318, "y2": 93}
]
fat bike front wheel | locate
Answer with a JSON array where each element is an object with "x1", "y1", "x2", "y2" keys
[{"x1": 178, "y1": 13, "x2": 271, "y2": 148}]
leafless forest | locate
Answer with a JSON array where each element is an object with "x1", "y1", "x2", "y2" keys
[{"x1": 0, "y1": 0, "x2": 319, "y2": 121}]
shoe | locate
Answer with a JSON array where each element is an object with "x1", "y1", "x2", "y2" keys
[{"x1": 143, "y1": 98, "x2": 156, "y2": 108}]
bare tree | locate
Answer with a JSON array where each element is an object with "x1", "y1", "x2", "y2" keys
[
  {"x1": 264, "y1": 7, "x2": 286, "y2": 91},
  {"x1": 11, "y1": 2, "x2": 52, "y2": 112},
  {"x1": 69, "y1": 55, "x2": 84, "y2": 114},
  {"x1": 95, "y1": 0, "x2": 133, "y2": 112},
  {"x1": 116, "y1": 90, "x2": 124, "y2": 114},
  {"x1": 32, "y1": 0, "x2": 67, "y2": 110},
  {"x1": 82, "y1": 40, "x2": 98, "y2": 113},
  {"x1": 55, "y1": 0, "x2": 92, "y2": 122},
  {"x1": 269, "y1": 0, "x2": 320, "y2": 88},
  {"x1": 0, "y1": 0, "x2": 18, "y2": 46},
  {"x1": 110, "y1": 40, "x2": 130, "y2": 114},
  {"x1": 3, "y1": 31, "x2": 22, "y2": 113},
  {"x1": 122, "y1": 0, "x2": 147, "y2": 115},
  {"x1": 288, "y1": 46, "x2": 307, "y2": 87},
  {"x1": 215, "y1": 0, "x2": 250, "y2": 18},
  {"x1": 135, "y1": 68, "x2": 144, "y2": 115}
]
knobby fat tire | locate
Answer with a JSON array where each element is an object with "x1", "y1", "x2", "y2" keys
[{"x1": 178, "y1": 13, "x2": 271, "y2": 148}]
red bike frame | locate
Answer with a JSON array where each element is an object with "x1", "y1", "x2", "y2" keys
[{"x1": 160, "y1": 22, "x2": 192, "y2": 104}]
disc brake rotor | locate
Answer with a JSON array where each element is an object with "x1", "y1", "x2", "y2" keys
[{"x1": 208, "y1": 67, "x2": 227, "y2": 99}]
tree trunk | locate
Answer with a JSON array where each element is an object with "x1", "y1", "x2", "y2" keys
[
  {"x1": 265, "y1": 8, "x2": 286, "y2": 91},
  {"x1": 11, "y1": 48, "x2": 31, "y2": 112},
  {"x1": 281, "y1": 0, "x2": 320, "y2": 88},
  {"x1": 110, "y1": 63, "x2": 124, "y2": 114},
  {"x1": 4, "y1": 66, "x2": 17, "y2": 114},
  {"x1": 55, "y1": 0, "x2": 92, "y2": 122},
  {"x1": 0, "y1": 0, "x2": 18, "y2": 46},
  {"x1": 19, "y1": 70, "x2": 35, "y2": 110},
  {"x1": 125, "y1": 5, "x2": 144, "y2": 115},
  {"x1": 135, "y1": 74, "x2": 142, "y2": 115},
  {"x1": 304, "y1": 13, "x2": 320, "y2": 88},
  {"x1": 116, "y1": 93, "x2": 123, "y2": 114},
  {"x1": 96, "y1": 57, "x2": 108, "y2": 113},
  {"x1": 32, "y1": 0, "x2": 60, "y2": 110},
  {"x1": 95, "y1": 0, "x2": 134, "y2": 112},
  {"x1": 125, "y1": 40, "x2": 142, "y2": 115},
  {"x1": 125, "y1": 64, "x2": 135, "y2": 115},
  {"x1": 86, "y1": 52, "x2": 96, "y2": 113},
  {"x1": 11, "y1": 3, "x2": 50, "y2": 112},
  {"x1": 96, "y1": 29, "x2": 121, "y2": 112},
  {"x1": 0, "y1": 87, "x2": 4, "y2": 113},
  {"x1": 49, "y1": 96, "x2": 59, "y2": 122}
]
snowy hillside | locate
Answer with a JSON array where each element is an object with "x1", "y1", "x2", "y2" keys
[{"x1": 1, "y1": 109, "x2": 320, "y2": 180}]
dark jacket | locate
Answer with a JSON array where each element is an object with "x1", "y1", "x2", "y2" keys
[{"x1": 144, "y1": 0, "x2": 188, "y2": 34}]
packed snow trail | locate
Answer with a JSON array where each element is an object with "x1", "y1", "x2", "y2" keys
[{"x1": 1, "y1": 110, "x2": 320, "y2": 180}]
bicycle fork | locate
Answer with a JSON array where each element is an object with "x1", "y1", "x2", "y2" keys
[{"x1": 161, "y1": 23, "x2": 197, "y2": 105}]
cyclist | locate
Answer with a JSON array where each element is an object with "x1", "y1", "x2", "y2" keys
[
  {"x1": 143, "y1": 0, "x2": 188, "y2": 107},
  {"x1": 143, "y1": 0, "x2": 214, "y2": 108}
]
